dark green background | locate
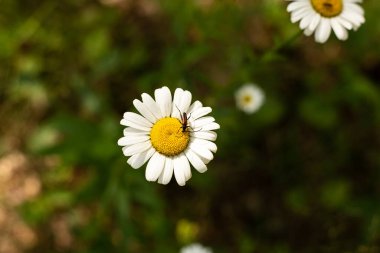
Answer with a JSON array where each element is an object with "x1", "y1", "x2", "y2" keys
[{"x1": 1, "y1": 0, "x2": 380, "y2": 252}]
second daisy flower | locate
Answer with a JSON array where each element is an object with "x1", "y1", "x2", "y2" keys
[{"x1": 286, "y1": 0, "x2": 365, "y2": 43}]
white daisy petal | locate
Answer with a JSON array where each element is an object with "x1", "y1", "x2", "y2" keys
[
  {"x1": 308, "y1": 13, "x2": 321, "y2": 32},
  {"x1": 191, "y1": 131, "x2": 217, "y2": 141},
  {"x1": 331, "y1": 18, "x2": 348, "y2": 40},
  {"x1": 184, "y1": 149, "x2": 207, "y2": 173},
  {"x1": 117, "y1": 135, "x2": 150, "y2": 146},
  {"x1": 133, "y1": 99, "x2": 157, "y2": 123},
  {"x1": 199, "y1": 156, "x2": 212, "y2": 165},
  {"x1": 192, "y1": 116, "x2": 216, "y2": 129},
  {"x1": 346, "y1": 3, "x2": 364, "y2": 15},
  {"x1": 291, "y1": 8, "x2": 312, "y2": 23},
  {"x1": 123, "y1": 127, "x2": 149, "y2": 136},
  {"x1": 127, "y1": 147, "x2": 155, "y2": 169},
  {"x1": 179, "y1": 90, "x2": 192, "y2": 113},
  {"x1": 154, "y1": 86, "x2": 172, "y2": 117},
  {"x1": 122, "y1": 140, "x2": 151, "y2": 156},
  {"x1": 336, "y1": 16, "x2": 353, "y2": 30},
  {"x1": 157, "y1": 157, "x2": 174, "y2": 185},
  {"x1": 123, "y1": 112, "x2": 152, "y2": 127},
  {"x1": 120, "y1": 119, "x2": 151, "y2": 131},
  {"x1": 315, "y1": 18, "x2": 331, "y2": 43},
  {"x1": 198, "y1": 122, "x2": 220, "y2": 131},
  {"x1": 178, "y1": 154, "x2": 192, "y2": 181},
  {"x1": 173, "y1": 155, "x2": 188, "y2": 186},
  {"x1": 172, "y1": 88, "x2": 184, "y2": 118},
  {"x1": 191, "y1": 107, "x2": 212, "y2": 120},
  {"x1": 189, "y1": 141, "x2": 214, "y2": 161},
  {"x1": 145, "y1": 152, "x2": 165, "y2": 182},
  {"x1": 287, "y1": 1, "x2": 309, "y2": 12},
  {"x1": 192, "y1": 139, "x2": 218, "y2": 153},
  {"x1": 188, "y1": 100, "x2": 203, "y2": 114},
  {"x1": 304, "y1": 28, "x2": 313, "y2": 36},
  {"x1": 141, "y1": 93, "x2": 162, "y2": 119},
  {"x1": 341, "y1": 11, "x2": 364, "y2": 29},
  {"x1": 300, "y1": 11, "x2": 314, "y2": 29}
]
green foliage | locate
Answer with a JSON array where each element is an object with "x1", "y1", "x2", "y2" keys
[{"x1": 1, "y1": 0, "x2": 380, "y2": 252}]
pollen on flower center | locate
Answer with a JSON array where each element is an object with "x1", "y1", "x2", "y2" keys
[
  {"x1": 150, "y1": 117, "x2": 190, "y2": 157},
  {"x1": 311, "y1": 0, "x2": 343, "y2": 17}
]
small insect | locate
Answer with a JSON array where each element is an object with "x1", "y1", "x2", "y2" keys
[
  {"x1": 323, "y1": 2, "x2": 333, "y2": 10},
  {"x1": 175, "y1": 105, "x2": 201, "y2": 133},
  {"x1": 175, "y1": 105, "x2": 191, "y2": 132}
]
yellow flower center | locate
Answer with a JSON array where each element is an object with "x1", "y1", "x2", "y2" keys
[
  {"x1": 243, "y1": 95, "x2": 252, "y2": 105},
  {"x1": 311, "y1": 0, "x2": 343, "y2": 17},
  {"x1": 150, "y1": 117, "x2": 190, "y2": 157}
]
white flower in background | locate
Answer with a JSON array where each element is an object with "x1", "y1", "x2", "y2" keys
[
  {"x1": 235, "y1": 83, "x2": 265, "y2": 114},
  {"x1": 286, "y1": 0, "x2": 365, "y2": 43},
  {"x1": 180, "y1": 243, "x2": 213, "y2": 253},
  {"x1": 118, "y1": 86, "x2": 220, "y2": 186}
]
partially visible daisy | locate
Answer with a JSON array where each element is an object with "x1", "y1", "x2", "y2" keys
[
  {"x1": 235, "y1": 83, "x2": 265, "y2": 114},
  {"x1": 117, "y1": 86, "x2": 220, "y2": 186},
  {"x1": 180, "y1": 243, "x2": 213, "y2": 253},
  {"x1": 176, "y1": 219, "x2": 199, "y2": 244},
  {"x1": 286, "y1": 0, "x2": 365, "y2": 43}
]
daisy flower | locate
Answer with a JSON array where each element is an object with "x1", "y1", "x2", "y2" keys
[
  {"x1": 117, "y1": 86, "x2": 220, "y2": 186},
  {"x1": 286, "y1": 0, "x2": 365, "y2": 43},
  {"x1": 235, "y1": 83, "x2": 265, "y2": 114},
  {"x1": 180, "y1": 243, "x2": 213, "y2": 253}
]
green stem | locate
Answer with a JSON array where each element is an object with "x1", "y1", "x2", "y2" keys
[{"x1": 261, "y1": 30, "x2": 303, "y2": 62}]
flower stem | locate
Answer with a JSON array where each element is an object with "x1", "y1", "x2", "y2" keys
[{"x1": 261, "y1": 30, "x2": 303, "y2": 62}]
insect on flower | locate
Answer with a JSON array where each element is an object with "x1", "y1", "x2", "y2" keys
[{"x1": 176, "y1": 105, "x2": 201, "y2": 133}]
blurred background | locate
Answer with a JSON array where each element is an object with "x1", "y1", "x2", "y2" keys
[{"x1": 1, "y1": 0, "x2": 380, "y2": 252}]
